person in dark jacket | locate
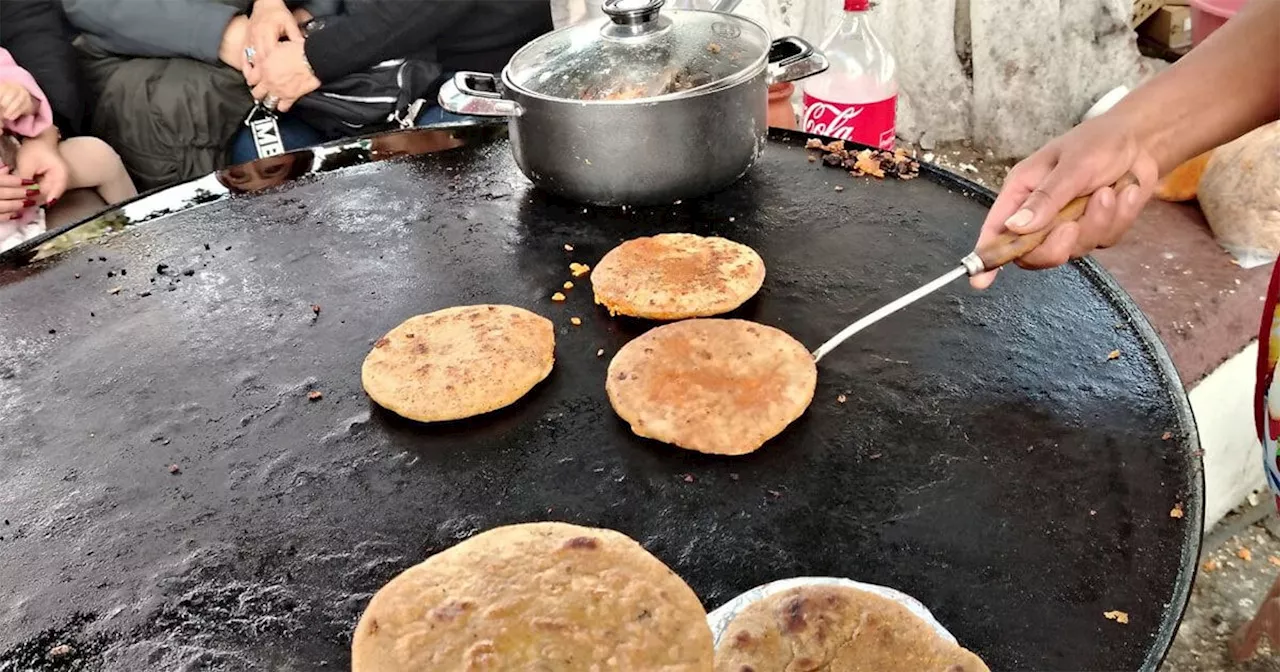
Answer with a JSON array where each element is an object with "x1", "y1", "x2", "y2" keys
[
  {"x1": 61, "y1": 0, "x2": 339, "y2": 189},
  {"x1": 234, "y1": 0, "x2": 553, "y2": 162}
]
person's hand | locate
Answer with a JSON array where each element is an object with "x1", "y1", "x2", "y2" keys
[
  {"x1": 250, "y1": 40, "x2": 320, "y2": 113},
  {"x1": 219, "y1": 14, "x2": 251, "y2": 71},
  {"x1": 15, "y1": 132, "x2": 68, "y2": 204},
  {"x1": 244, "y1": 0, "x2": 303, "y2": 86},
  {"x1": 970, "y1": 115, "x2": 1160, "y2": 289},
  {"x1": 0, "y1": 165, "x2": 38, "y2": 218},
  {"x1": 0, "y1": 82, "x2": 36, "y2": 121}
]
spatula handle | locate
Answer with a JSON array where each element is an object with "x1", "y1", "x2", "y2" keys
[{"x1": 968, "y1": 172, "x2": 1141, "y2": 274}]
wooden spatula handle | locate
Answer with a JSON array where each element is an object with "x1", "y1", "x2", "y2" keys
[{"x1": 972, "y1": 172, "x2": 1141, "y2": 272}]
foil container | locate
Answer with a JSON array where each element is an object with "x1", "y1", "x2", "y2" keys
[{"x1": 705, "y1": 576, "x2": 957, "y2": 646}]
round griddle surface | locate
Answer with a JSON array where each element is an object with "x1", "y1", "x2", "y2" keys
[{"x1": 0, "y1": 128, "x2": 1200, "y2": 670}]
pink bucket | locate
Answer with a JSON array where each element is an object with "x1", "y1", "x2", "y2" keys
[{"x1": 1190, "y1": 0, "x2": 1249, "y2": 46}]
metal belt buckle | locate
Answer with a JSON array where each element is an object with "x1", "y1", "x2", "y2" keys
[{"x1": 245, "y1": 102, "x2": 286, "y2": 158}]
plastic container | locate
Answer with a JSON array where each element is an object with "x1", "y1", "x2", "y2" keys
[
  {"x1": 801, "y1": 0, "x2": 898, "y2": 148},
  {"x1": 1190, "y1": 0, "x2": 1248, "y2": 46}
]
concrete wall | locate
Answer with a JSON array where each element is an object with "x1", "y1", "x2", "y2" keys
[{"x1": 553, "y1": 0, "x2": 1164, "y2": 158}]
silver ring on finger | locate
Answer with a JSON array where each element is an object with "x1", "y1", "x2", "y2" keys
[
  {"x1": 262, "y1": 94, "x2": 280, "y2": 112},
  {"x1": 244, "y1": 46, "x2": 257, "y2": 66}
]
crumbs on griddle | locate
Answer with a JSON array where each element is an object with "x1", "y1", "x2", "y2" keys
[{"x1": 805, "y1": 138, "x2": 920, "y2": 180}]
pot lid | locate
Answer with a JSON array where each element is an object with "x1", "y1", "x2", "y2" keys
[{"x1": 505, "y1": 0, "x2": 771, "y2": 102}]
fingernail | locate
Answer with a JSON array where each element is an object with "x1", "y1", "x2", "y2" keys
[
  {"x1": 9, "y1": 213, "x2": 20, "y2": 220},
  {"x1": 1124, "y1": 185, "x2": 1142, "y2": 207},
  {"x1": 1099, "y1": 188, "x2": 1115, "y2": 209},
  {"x1": 25, "y1": 184, "x2": 39, "y2": 192},
  {"x1": 22, "y1": 199, "x2": 34, "y2": 208},
  {"x1": 1005, "y1": 208, "x2": 1034, "y2": 230},
  {"x1": 20, "y1": 179, "x2": 35, "y2": 186},
  {"x1": 47, "y1": 197, "x2": 57, "y2": 208}
]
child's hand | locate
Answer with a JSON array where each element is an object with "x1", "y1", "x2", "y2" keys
[{"x1": 0, "y1": 82, "x2": 35, "y2": 122}]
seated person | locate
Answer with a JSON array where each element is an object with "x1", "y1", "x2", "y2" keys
[
  {"x1": 231, "y1": 0, "x2": 553, "y2": 163},
  {"x1": 0, "y1": 0, "x2": 134, "y2": 252},
  {"x1": 61, "y1": 0, "x2": 337, "y2": 190}
]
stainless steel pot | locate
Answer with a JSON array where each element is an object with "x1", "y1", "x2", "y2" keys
[{"x1": 439, "y1": 0, "x2": 828, "y2": 206}]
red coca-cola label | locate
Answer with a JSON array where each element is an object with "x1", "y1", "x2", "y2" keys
[{"x1": 801, "y1": 94, "x2": 897, "y2": 149}]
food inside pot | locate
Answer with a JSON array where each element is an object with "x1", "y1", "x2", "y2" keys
[{"x1": 580, "y1": 66, "x2": 718, "y2": 101}]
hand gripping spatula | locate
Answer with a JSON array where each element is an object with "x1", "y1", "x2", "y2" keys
[{"x1": 811, "y1": 173, "x2": 1139, "y2": 363}]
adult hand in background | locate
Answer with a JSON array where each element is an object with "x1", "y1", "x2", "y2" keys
[
  {"x1": 249, "y1": 40, "x2": 320, "y2": 113},
  {"x1": 0, "y1": 166, "x2": 38, "y2": 217},
  {"x1": 219, "y1": 14, "x2": 251, "y2": 72},
  {"x1": 969, "y1": 115, "x2": 1159, "y2": 289},
  {"x1": 245, "y1": 0, "x2": 303, "y2": 87}
]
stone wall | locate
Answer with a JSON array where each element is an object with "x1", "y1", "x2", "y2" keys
[{"x1": 552, "y1": 0, "x2": 1163, "y2": 160}]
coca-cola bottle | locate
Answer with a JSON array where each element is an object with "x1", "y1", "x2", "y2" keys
[{"x1": 801, "y1": 0, "x2": 897, "y2": 149}]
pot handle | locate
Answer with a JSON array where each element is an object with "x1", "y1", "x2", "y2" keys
[
  {"x1": 766, "y1": 37, "x2": 830, "y2": 85},
  {"x1": 437, "y1": 72, "x2": 524, "y2": 118}
]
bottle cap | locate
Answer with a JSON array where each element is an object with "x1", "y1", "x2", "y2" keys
[{"x1": 844, "y1": 0, "x2": 870, "y2": 11}]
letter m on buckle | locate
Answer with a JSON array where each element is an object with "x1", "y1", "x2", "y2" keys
[{"x1": 250, "y1": 115, "x2": 285, "y2": 158}]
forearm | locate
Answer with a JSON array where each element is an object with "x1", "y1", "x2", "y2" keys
[
  {"x1": 62, "y1": 0, "x2": 240, "y2": 63},
  {"x1": 304, "y1": 2, "x2": 470, "y2": 82},
  {"x1": 1111, "y1": 0, "x2": 1280, "y2": 174}
]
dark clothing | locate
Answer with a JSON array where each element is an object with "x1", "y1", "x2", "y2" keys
[
  {"x1": 303, "y1": 0, "x2": 552, "y2": 83},
  {"x1": 1, "y1": 0, "x2": 86, "y2": 136},
  {"x1": 63, "y1": 0, "x2": 341, "y2": 64},
  {"x1": 227, "y1": 96, "x2": 474, "y2": 164},
  {"x1": 75, "y1": 38, "x2": 253, "y2": 190}
]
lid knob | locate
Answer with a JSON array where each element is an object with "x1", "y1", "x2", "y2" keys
[{"x1": 602, "y1": 0, "x2": 665, "y2": 26}]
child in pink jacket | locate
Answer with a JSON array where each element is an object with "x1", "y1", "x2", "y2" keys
[{"x1": 0, "y1": 47, "x2": 136, "y2": 253}]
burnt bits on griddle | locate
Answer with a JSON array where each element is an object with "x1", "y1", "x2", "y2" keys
[{"x1": 805, "y1": 139, "x2": 920, "y2": 180}]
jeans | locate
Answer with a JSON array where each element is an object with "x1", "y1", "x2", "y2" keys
[{"x1": 228, "y1": 102, "x2": 477, "y2": 165}]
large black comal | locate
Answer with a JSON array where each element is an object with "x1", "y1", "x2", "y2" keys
[{"x1": 0, "y1": 126, "x2": 1200, "y2": 670}]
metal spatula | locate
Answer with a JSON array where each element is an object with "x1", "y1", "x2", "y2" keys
[{"x1": 811, "y1": 173, "x2": 1140, "y2": 363}]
